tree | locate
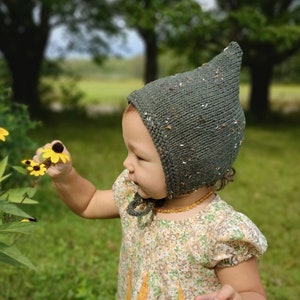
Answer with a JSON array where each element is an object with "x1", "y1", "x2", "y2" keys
[
  {"x1": 219, "y1": 0, "x2": 300, "y2": 119},
  {"x1": 169, "y1": 0, "x2": 300, "y2": 120},
  {"x1": 114, "y1": 0, "x2": 203, "y2": 83},
  {"x1": 0, "y1": 0, "x2": 118, "y2": 116}
]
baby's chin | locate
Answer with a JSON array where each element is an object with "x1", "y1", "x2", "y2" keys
[
  {"x1": 137, "y1": 191, "x2": 166, "y2": 202},
  {"x1": 136, "y1": 188, "x2": 148, "y2": 200},
  {"x1": 133, "y1": 181, "x2": 167, "y2": 200}
]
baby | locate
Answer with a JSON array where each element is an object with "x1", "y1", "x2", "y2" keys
[{"x1": 35, "y1": 42, "x2": 267, "y2": 300}]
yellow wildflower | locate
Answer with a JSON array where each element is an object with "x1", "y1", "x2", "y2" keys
[
  {"x1": 21, "y1": 159, "x2": 35, "y2": 167},
  {"x1": 27, "y1": 162, "x2": 47, "y2": 176},
  {"x1": 41, "y1": 142, "x2": 69, "y2": 164},
  {"x1": 0, "y1": 127, "x2": 9, "y2": 141}
]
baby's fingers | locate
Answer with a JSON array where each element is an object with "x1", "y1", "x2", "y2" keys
[{"x1": 34, "y1": 145, "x2": 49, "y2": 163}]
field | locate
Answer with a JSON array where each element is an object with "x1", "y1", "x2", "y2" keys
[{"x1": 0, "y1": 79, "x2": 299, "y2": 299}]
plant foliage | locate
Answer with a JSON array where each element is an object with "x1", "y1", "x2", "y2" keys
[{"x1": 0, "y1": 86, "x2": 39, "y2": 269}]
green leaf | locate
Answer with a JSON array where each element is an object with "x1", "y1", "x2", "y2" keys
[
  {"x1": 12, "y1": 198, "x2": 38, "y2": 204},
  {"x1": 0, "y1": 201, "x2": 32, "y2": 218},
  {"x1": 4, "y1": 187, "x2": 38, "y2": 204},
  {"x1": 0, "y1": 243, "x2": 36, "y2": 270},
  {"x1": 0, "y1": 232, "x2": 16, "y2": 246},
  {"x1": 11, "y1": 165, "x2": 28, "y2": 175},
  {"x1": 0, "y1": 173, "x2": 11, "y2": 183},
  {"x1": 0, "y1": 156, "x2": 8, "y2": 179},
  {"x1": 0, "y1": 222, "x2": 36, "y2": 246},
  {"x1": 0, "y1": 221, "x2": 36, "y2": 235}
]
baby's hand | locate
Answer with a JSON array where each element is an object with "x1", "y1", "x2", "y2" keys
[
  {"x1": 194, "y1": 284, "x2": 242, "y2": 300},
  {"x1": 33, "y1": 140, "x2": 72, "y2": 178}
]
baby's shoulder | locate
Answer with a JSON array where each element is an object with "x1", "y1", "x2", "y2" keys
[
  {"x1": 204, "y1": 196, "x2": 260, "y2": 234},
  {"x1": 206, "y1": 196, "x2": 267, "y2": 245}
]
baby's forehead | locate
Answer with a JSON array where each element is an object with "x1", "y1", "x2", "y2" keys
[{"x1": 123, "y1": 103, "x2": 137, "y2": 115}]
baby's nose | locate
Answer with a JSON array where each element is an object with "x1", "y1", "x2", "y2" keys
[{"x1": 123, "y1": 156, "x2": 133, "y2": 173}]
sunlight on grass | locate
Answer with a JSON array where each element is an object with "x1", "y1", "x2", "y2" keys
[
  {"x1": 78, "y1": 79, "x2": 143, "y2": 106},
  {"x1": 47, "y1": 75, "x2": 300, "y2": 115},
  {"x1": 77, "y1": 80, "x2": 300, "y2": 115},
  {"x1": 239, "y1": 83, "x2": 300, "y2": 111}
]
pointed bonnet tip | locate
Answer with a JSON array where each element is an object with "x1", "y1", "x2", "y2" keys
[{"x1": 225, "y1": 41, "x2": 243, "y2": 60}]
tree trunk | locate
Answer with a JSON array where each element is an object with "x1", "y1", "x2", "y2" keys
[
  {"x1": 248, "y1": 64, "x2": 273, "y2": 120},
  {"x1": 7, "y1": 55, "x2": 42, "y2": 113},
  {"x1": 0, "y1": 2, "x2": 51, "y2": 118},
  {"x1": 144, "y1": 34, "x2": 158, "y2": 84}
]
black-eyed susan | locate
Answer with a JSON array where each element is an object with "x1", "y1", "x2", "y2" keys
[
  {"x1": 0, "y1": 127, "x2": 9, "y2": 141},
  {"x1": 21, "y1": 159, "x2": 35, "y2": 167},
  {"x1": 41, "y1": 142, "x2": 69, "y2": 164},
  {"x1": 27, "y1": 162, "x2": 47, "y2": 176}
]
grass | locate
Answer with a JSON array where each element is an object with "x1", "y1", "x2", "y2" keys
[
  {"x1": 77, "y1": 80, "x2": 300, "y2": 109},
  {"x1": 49, "y1": 75, "x2": 300, "y2": 111},
  {"x1": 0, "y1": 113, "x2": 126, "y2": 300},
  {"x1": 239, "y1": 83, "x2": 300, "y2": 111},
  {"x1": 77, "y1": 79, "x2": 143, "y2": 106},
  {"x1": 1, "y1": 83, "x2": 300, "y2": 299}
]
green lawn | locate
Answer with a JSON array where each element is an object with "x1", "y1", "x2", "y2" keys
[
  {"x1": 53, "y1": 77, "x2": 300, "y2": 112},
  {"x1": 0, "y1": 83, "x2": 299, "y2": 299},
  {"x1": 77, "y1": 79, "x2": 144, "y2": 106}
]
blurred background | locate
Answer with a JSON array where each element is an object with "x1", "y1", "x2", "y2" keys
[{"x1": 0, "y1": 0, "x2": 299, "y2": 299}]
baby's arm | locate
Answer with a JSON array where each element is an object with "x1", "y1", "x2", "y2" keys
[
  {"x1": 194, "y1": 257, "x2": 266, "y2": 300},
  {"x1": 34, "y1": 140, "x2": 119, "y2": 219}
]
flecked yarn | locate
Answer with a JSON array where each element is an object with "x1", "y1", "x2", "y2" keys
[{"x1": 128, "y1": 41, "x2": 245, "y2": 199}]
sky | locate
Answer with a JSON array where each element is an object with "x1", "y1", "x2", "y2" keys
[
  {"x1": 45, "y1": 0, "x2": 216, "y2": 59},
  {"x1": 46, "y1": 27, "x2": 144, "y2": 58}
]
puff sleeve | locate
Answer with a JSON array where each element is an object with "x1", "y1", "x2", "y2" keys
[{"x1": 200, "y1": 200, "x2": 268, "y2": 269}]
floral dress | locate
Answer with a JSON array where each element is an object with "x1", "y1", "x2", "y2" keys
[{"x1": 112, "y1": 170, "x2": 267, "y2": 300}]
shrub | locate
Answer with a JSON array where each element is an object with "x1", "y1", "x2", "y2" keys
[{"x1": 0, "y1": 87, "x2": 39, "y2": 188}]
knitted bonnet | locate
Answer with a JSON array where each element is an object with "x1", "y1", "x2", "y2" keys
[{"x1": 128, "y1": 41, "x2": 245, "y2": 202}]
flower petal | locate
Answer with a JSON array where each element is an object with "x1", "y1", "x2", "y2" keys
[{"x1": 0, "y1": 127, "x2": 9, "y2": 141}]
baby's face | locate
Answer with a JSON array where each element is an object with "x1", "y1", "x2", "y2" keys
[{"x1": 122, "y1": 107, "x2": 167, "y2": 200}]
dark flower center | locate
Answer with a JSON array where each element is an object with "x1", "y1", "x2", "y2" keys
[
  {"x1": 52, "y1": 142, "x2": 64, "y2": 153},
  {"x1": 33, "y1": 165, "x2": 40, "y2": 171}
]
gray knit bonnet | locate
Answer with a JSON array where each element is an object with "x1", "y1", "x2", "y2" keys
[{"x1": 127, "y1": 42, "x2": 245, "y2": 215}]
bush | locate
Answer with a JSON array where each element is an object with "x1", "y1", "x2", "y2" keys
[
  {"x1": 0, "y1": 86, "x2": 40, "y2": 269},
  {"x1": 0, "y1": 87, "x2": 39, "y2": 188}
]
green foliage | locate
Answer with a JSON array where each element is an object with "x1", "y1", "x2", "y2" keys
[
  {"x1": 0, "y1": 157, "x2": 38, "y2": 270},
  {"x1": 57, "y1": 56, "x2": 145, "y2": 80},
  {"x1": 0, "y1": 58, "x2": 10, "y2": 86},
  {"x1": 227, "y1": 6, "x2": 300, "y2": 51},
  {"x1": 0, "y1": 85, "x2": 39, "y2": 269},
  {"x1": 0, "y1": 87, "x2": 38, "y2": 159},
  {"x1": 0, "y1": 0, "x2": 120, "y2": 111},
  {"x1": 40, "y1": 59, "x2": 85, "y2": 110},
  {"x1": 274, "y1": 50, "x2": 300, "y2": 83},
  {"x1": 0, "y1": 87, "x2": 39, "y2": 188}
]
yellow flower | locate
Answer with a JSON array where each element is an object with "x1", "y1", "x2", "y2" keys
[
  {"x1": 0, "y1": 127, "x2": 9, "y2": 141},
  {"x1": 22, "y1": 159, "x2": 35, "y2": 167},
  {"x1": 21, "y1": 219, "x2": 30, "y2": 223},
  {"x1": 27, "y1": 162, "x2": 47, "y2": 176},
  {"x1": 41, "y1": 142, "x2": 69, "y2": 164},
  {"x1": 21, "y1": 217, "x2": 37, "y2": 222}
]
